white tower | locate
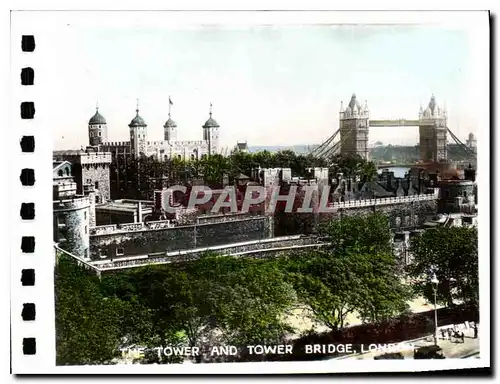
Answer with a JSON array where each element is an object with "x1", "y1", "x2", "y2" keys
[
  {"x1": 202, "y1": 102, "x2": 220, "y2": 156},
  {"x1": 129, "y1": 99, "x2": 148, "y2": 156}
]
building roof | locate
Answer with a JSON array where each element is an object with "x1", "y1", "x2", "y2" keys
[
  {"x1": 129, "y1": 109, "x2": 147, "y2": 127},
  {"x1": 203, "y1": 114, "x2": 220, "y2": 128},
  {"x1": 53, "y1": 160, "x2": 71, "y2": 172},
  {"x1": 89, "y1": 108, "x2": 107, "y2": 125},
  {"x1": 348, "y1": 93, "x2": 362, "y2": 110},
  {"x1": 164, "y1": 117, "x2": 177, "y2": 128}
]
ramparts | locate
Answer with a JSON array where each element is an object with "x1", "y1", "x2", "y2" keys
[{"x1": 91, "y1": 235, "x2": 326, "y2": 271}]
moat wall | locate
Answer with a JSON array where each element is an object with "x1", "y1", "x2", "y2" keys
[{"x1": 89, "y1": 215, "x2": 273, "y2": 260}]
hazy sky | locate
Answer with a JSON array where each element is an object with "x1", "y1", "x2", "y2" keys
[{"x1": 15, "y1": 12, "x2": 487, "y2": 150}]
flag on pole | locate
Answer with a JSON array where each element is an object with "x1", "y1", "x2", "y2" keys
[{"x1": 169, "y1": 96, "x2": 173, "y2": 105}]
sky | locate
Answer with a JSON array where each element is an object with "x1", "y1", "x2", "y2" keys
[{"x1": 14, "y1": 11, "x2": 487, "y2": 151}]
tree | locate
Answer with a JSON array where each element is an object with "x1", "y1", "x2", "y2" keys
[
  {"x1": 183, "y1": 255, "x2": 297, "y2": 346},
  {"x1": 284, "y1": 213, "x2": 410, "y2": 330},
  {"x1": 319, "y1": 213, "x2": 394, "y2": 255},
  {"x1": 406, "y1": 226, "x2": 478, "y2": 309},
  {"x1": 55, "y1": 254, "x2": 124, "y2": 365},
  {"x1": 285, "y1": 249, "x2": 410, "y2": 330},
  {"x1": 328, "y1": 153, "x2": 378, "y2": 181}
]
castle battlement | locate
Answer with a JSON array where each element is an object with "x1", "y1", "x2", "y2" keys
[
  {"x1": 102, "y1": 141, "x2": 130, "y2": 147},
  {"x1": 53, "y1": 195, "x2": 90, "y2": 211},
  {"x1": 80, "y1": 152, "x2": 112, "y2": 165},
  {"x1": 90, "y1": 219, "x2": 175, "y2": 235},
  {"x1": 329, "y1": 190, "x2": 439, "y2": 210},
  {"x1": 177, "y1": 140, "x2": 205, "y2": 146}
]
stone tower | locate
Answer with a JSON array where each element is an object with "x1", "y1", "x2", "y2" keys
[
  {"x1": 129, "y1": 100, "x2": 148, "y2": 156},
  {"x1": 88, "y1": 103, "x2": 108, "y2": 147},
  {"x1": 202, "y1": 103, "x2": 220, "y2": 156},
  {"x1": 164, "y1": 98, "x2": 178, "y2": 142},
  {"x1": 339, "y1": 93, "x2": 369, "y2": 160},
  {"x1": 418, "y1": 95, "x2": 447, "y2": 162}
]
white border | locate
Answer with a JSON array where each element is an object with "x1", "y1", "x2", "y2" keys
[{"x1": 6, "y1": 5, "x2": 490, "y2": 375}]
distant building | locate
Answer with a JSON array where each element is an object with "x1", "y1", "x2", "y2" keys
[
  {"x1": 234, "y1": 141, "x2": 249, "y2": 153},
  {"x1": 466, "y1": 132, "x2": 477, "y2": 150}
]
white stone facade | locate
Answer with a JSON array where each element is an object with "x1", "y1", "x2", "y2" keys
[{"x1": 89, "y1": 105, "x2": 220, "y2": 160}]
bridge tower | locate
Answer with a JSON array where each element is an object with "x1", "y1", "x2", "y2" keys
[
  {"x1": 418, "y1": 95, "x2": 447, "y2": 162},
  {"x1": 339, "y1": 93, "x2": 369, "y2": 160}
]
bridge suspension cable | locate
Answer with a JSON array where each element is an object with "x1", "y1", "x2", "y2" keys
[
  {"x1": 310, "y1": 129, "x2": 339, "y2": 157},
  {"x1": 446, "y1": 128, "x2": 476, "y2": 159}
]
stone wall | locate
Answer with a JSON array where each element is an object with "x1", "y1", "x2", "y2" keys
[
  {"x1": 53, "y1": 197, "x2": 91, "y2": 259},
  {"x1": 89, "y1": 216, "x2": 273, "y2": 260},
  {"x1": 81, "y1": 164, "x2": 111, "y2": 203},
  {"x1": 92, "y1": 235, "x2": 325, "y2": 270},
  {"x1": 315, "y1": 199, "x2": 438, "y2": 230}
]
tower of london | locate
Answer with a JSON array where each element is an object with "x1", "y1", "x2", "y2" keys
[{"x1": 90, "y1": 100, "x2": 221, "y2": 160}]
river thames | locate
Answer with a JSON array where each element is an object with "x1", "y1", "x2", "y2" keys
[{"x1": 377, "y1": 167, "x2": 411, "y2": 178}]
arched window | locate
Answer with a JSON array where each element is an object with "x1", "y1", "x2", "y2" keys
[
  {"x1": 58, "y1": 170, "x2": 63, "y2": 177},
  {"x1": 395, "y1": 216, "x2": 401, "y2": 227},
  {"x1": 65, "y1": 168, "x2": 70, "y2": 176},
  {"x1": 191, "y1": 154, "x2": 195, "y2": 160}
]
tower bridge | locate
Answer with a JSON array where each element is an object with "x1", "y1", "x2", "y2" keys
[{"x1": 311, "y1": 94, "x2": 475, "y2": 163}]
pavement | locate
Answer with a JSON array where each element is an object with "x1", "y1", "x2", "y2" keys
[
  {"x1": 334, "y1": 323, "x2": 480, "y2": 360},
  {"x1": 284, "y1": 296, "x2": 445, "y2": 338}
]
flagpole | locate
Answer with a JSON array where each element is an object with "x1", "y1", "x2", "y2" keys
[{"x1": 168, "y1": 95, "x2": 171, "y2": 117}]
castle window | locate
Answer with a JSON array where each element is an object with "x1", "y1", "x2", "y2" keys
[
  {"x1": 95, "y1": 181, "x2": 99, "y2": 189},
  {"x1": 57, "y1": 215, "x2": 66, "y2": 226},
  {"x1": 65, "y1": 168, "x2": 70, "y2": 176},
  {"x1": 58, "y1": 170, "x2": 63, "y2": 177},
  {"x1": 99, "y1": 125, "x2": 101, "y2": 128},
  {"x1": 99, "y1": 132, "x2": 102, "y2": 137},
  {"x1": 116, "y1": 248, "x2": 124, "y2": 256},
  {"x1": 395, "y1": 217, "x2": 401, "y2": 227},
  {"x1": 191, "y1": 154, "x2": 195, "y2": 160},
  {"x1": 84, "y1": 211, "x2": 87, "y2": 220},
  {"x1": 463, "y1": 191, "x2": 467, "y2": 197},
  {"x1": 99, "y1": 249, "x2": 107, "y2": 259},
  {"x1": 84, "y1": 226, "x2": 87, "y2": 234},
  {"x1": 95, "y1": 196, "x2": 100, "y2": 204}
]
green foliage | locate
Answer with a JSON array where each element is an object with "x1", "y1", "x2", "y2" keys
[
  {"x1": 320, "y1": 213, "x2": 394, "y2": 255},
  {"x1": 282, "y1": 213, "x2": 410, "y2": 330},
  {"x1": 55, "y1": 254, "x2": 123, "y2": 365},
  {"x1": 327, "y1": 153, "x2": 378, "y2": 181},
  {"x1": 406, "y1": 226, "x2": 478, "y2": 308}
]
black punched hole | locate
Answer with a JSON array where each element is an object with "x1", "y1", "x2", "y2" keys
[
  {"x1": 21, "y1": 236, "x2": 36, "y2": 253},
  {"x1": 21, "y1": 102, "x2": 35, "y2": 119},
  {"x1": 22, "y1": 303, "x2": 36, "y2": 321},
  {"x1": 20, "y1": 203, "x2": 35, "y2": 220},
  {"x1": 20, "y1": 136, "x2": 35, "y2": 152},
  {"x1": 23, "y1": 338, "x2": 36, "y2": 355},
  {"x1": 21, "y1": 36, "x2": 35, "y2": 52},
  {"x1": 21, "y1": 67, "x2": 34, "y2": 85},
  {"x1": 20, "y1": 169, "x2": 35, "y2": 186},
  {"x1": 21, "y1": 269, "x2": 35, "y2": 286}
]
